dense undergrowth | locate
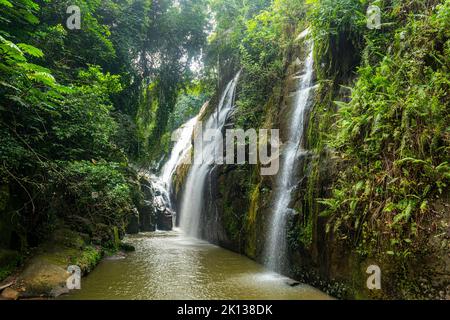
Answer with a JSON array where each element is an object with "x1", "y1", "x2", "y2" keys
[
  {"x1": 0, "y1": 0, "x2": 209, "y2": 281},
  {"x1": 0, "y1": 0, "x2": 448, "y2": 299},
  {"x1": 309, "y1": 0, "x2": 449, "y2": 296}
]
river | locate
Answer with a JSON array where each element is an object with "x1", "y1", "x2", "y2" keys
[{"x1": 61, "y1": 230, "x2": 330, "y2": 300}]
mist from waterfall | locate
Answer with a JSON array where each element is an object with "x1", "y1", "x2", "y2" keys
[
  {"x1": 264, "y1": 39, "x2": 315, "y2": 272},
  {"x1": 179, "y1": 72, "x2": 241, "y2": 238}
]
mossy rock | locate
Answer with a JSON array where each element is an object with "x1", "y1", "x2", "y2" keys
[
  {"x1": 72, "y1": 246, "x2": 102, "y2": 275},
  {"x1": 120, "y1": 242, "x2": 136, "y2": 252},
  {"x1": 17, "y1": 257, "x2": 69, "y2": 298},
  {"x1": 15, "y1": 234, "x2": 102, "y2": 297}
]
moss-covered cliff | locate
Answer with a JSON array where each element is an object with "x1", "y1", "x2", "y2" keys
[{"x1": 175, "y1": 0, "x2": 449, "y2": 300}]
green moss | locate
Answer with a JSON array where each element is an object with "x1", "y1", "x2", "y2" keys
[
  {"x1": 113, "y1": 226, "x2": 120, "y2": 249},
  {"x1": 29, "y1": 227, "x2": 103, "y2": 277},
  {"x1": 72, "y1": 246, "x2": 102, "y2": 275},
  {"x1": 222, "y1": 200, "x2": 240, "y2": 242},
  {"x1": 244, "y1": 184, "x2": 260, "y2": 258},
  {"x1": 298, "y1": 218, "x2": 313, "y2": 247},
  {"x1": 247, "y1": 185, "x2": 260, "y2": 227}
]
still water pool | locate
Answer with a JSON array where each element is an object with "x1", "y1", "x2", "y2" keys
[{"x1": 62, "y1": 230, "x2": 331, "y2": 300}]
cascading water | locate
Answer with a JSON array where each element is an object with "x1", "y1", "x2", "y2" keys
[
  {"x1": 159, "y1": 116, "x2": 198, "y2": 200},
  {"x1": 179, "y1": 72, "x2": 241, "y2": 238},
  {"x1": 264, "y1": 37, "x2": 315, "y2": 272},
  {"x1": 143, "y1": 116, "x2": 197, "y2": 231}
]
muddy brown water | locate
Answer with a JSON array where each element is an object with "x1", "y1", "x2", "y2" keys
[{"x1": 61, "y1": 230, "x2": 331, "y2": 300}]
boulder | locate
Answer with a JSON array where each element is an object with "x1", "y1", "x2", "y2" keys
[
  {"x1": 157, "y1": 208, "x2": 174, "y2": 231},
  {"x1": 285, "y1": 279, "x2": 301, "y2": 287},
  {"x1": 1, "y1": 287, "x2": 19, "y2": 300},
  {"x1": 139, "y1": 201, "x2": 156, "y2": 232},
  {"x1": 17, "y1": 258, "x2": 69, "y2": 298},
  {"x1": 126, "y1": 208, "x2": 140, "y2": 234}
]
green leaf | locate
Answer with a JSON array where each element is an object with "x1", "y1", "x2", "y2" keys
[
  {"x1": 28, "y1": 71, "x2": 56, "y2": 87},
  {"x1": 0, "y1": 0, "x2": 13, "y2": 8},
  {"x1": 19, "y1": 9, "x2": 39, "y2": 24},
  {"x1": 17, "y1": 43, "x2": 44, "y2": 58},
  {"x1": 0, "y1": 81, "x2": 19, "y2": 91},
  {"x1": 0, "y1": 36, "x2": 23, "y2": 56}
]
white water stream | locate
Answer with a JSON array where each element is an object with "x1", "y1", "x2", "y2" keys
[
  {"x1": 179, "y1": 72, "x2": 241, "y2": 237},
  {"x1": 264, "y1": 39, "x2": 315, "y2": 272}
]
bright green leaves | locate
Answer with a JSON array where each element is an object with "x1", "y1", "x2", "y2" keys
[
  {"x1": 78, "y1": 65, "x2": 123, "y2": 95},
  {"x1": 309, "y1": 0, "x2": 368, "y2": 79},
  {"x1": 316, "y1": 1, "x2": 450, "y2": 260},
  {"x1": 0, "y1": 36, "x2": 26, "y2": 62},
  {"x1": 51, "y1": 160, "x2": 133, "y2": 233},
  {"x1": 0, "y1": 0, "x2": 40, "y2": 27},
  {"x1": 432, "y1": 0, "x2": 450, "y2": 34},
  {"x1": 0, "y1": 0, "x2": 13, "y2": 7},
  {"x1": 0, "y1": 34, "x2": 58, "y2": 91},
  {"x1": 224, "y1": 0, "x2": 305, "y2": 129},
  {"x1": 17, "y1": 43, "x2": 43, "y2": 58}
]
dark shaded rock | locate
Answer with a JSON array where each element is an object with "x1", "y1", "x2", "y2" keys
[
  {"x1": 139, "y1": 201, "x2": 156, "y2": 232},
  {"x1": 157, "y1": 208, "x2": 173, "y2": 231},
  {"x1": 50, "y1": 284, "x2": 69, "y2": 298},
  {"x1": 91, "y1": 223, "x2": 114, "y2": 245},
  {"x1": 126, "y1": 208, "x2": 140, "y2": 234},
  {"x1": 141, "y1": 180, "x2": 154, "y2": 199},
  {"x1": 120, "y1": 242, "x2": 135, "y2": 252}
]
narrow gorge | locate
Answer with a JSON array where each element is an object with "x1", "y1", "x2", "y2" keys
[{"x1": 0, "y1": 0, "x2": 448, "y2": 301}]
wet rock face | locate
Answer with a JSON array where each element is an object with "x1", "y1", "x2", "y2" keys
[
  {"x1": 156, "y1": 209, "x2": 173, "y2": 231},
  {"x1": 153, "y1": 187, "x2": 174, "y2": 231},
  {"x1": 139, "y1": 200, "x2": 156, "y2": 232},
  {"x1": 126, "y1": 208, "x2": 140, "y2": 234},
  {"x1": 128, "y1": 176, "x2": 174, "y2": 233}
]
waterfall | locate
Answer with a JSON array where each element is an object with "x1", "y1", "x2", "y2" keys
[
  {"x1": 159, "y1": 116, "x2": 198, "y2": 199},
  {"x1": 264, "y1": 39, "x2": 315, "y2": 272},
  {"x1": 140, "y1": 116, "x2": 197, "y2": 232},
  {"x1": 179, "y1": 72, "x2": 241, "y2": 238}
]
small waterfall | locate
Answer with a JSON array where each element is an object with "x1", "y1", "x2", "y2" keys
[
  {"x1": 265, "y1": 39, "x2": 315, "y2": 272},
  {"x1": 179, "y1": 72, "x2": 241, "y2": 238},
  {"x1": 159, "y1": 116, "x2": 198, "y2": 200},
  {"x1": 141, "y1": 117, "x2": 197, "y2": 231}
]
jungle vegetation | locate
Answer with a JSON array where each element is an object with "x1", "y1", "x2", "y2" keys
[{"x1": 0, "y1": 0, "x2": 448, "y2": 299}]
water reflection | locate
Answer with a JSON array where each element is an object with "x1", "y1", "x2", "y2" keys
[{"x1": 62, "y1": 230, "x2": 331, "y2": 300}]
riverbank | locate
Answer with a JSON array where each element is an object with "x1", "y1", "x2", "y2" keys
[{"x1": 0, "y1": 227, "x2": 134, "y2": 300}]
